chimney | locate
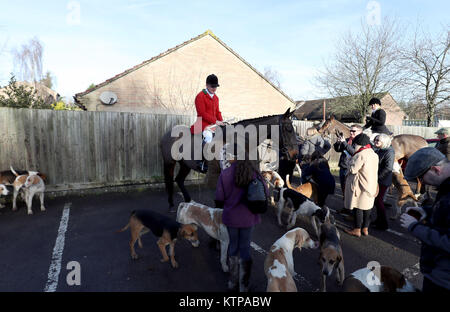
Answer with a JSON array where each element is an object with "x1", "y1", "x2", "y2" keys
[{"x1": 322, "y1": 100, "x2": 326, "y2": 121}]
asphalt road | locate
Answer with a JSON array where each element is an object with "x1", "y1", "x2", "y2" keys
[{"x1": 0, "y1": 178, "x2": 423, "y2": 292}]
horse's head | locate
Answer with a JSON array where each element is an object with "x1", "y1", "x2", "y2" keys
[
  {"x1": 280, "y1": 108, "x2": 299, "y2": 161},
  {"x1": 317, "y1": 116, "x2": 334, "y2": 135}
]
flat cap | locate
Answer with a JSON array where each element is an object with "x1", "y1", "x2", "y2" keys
[
  {"x1": 435, "y1": 128, "x2": 449, "y2": 135},
  {"x1": 404, "y1": 147, "x2": 446, "y2": 180}
]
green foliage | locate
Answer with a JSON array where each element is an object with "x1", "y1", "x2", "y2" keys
[
  {"x1": 51, "y1": 100, "x2": 83, "y2": 111},
  {"x1": 0, "y1": 75, "x2": 52, "y2": 109},
  {"x1": 87, "y1": 83, "x2": 96, "y2": 91}
]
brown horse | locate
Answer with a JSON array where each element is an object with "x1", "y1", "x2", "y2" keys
[
  {"x1": 318, "y1": 116, "x2": 428, "y2": 215},
  {"x1": 160, "y1": 109, "x2": 299, "y2": 211}
]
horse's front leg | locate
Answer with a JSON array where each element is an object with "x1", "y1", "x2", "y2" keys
[{"x1": 175, "y1": 161, "x2": 192, "y2": 207}]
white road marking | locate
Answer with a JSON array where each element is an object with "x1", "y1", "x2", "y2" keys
[
  {"x1": 250, "y1": 241, "x2": 314, "y2": 289},
  {"x1": 44, "y1": 202, "x2": 71, "y2": 292},
  {"x1": 386, "y1": 229, "x2": 405, "y2": 237}
]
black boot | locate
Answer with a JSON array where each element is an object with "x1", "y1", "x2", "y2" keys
[
  {"x1": 239, "y1": 259, "x2": 253, "y2": 292},
  {"x1": 228, "y1": 256, "x2": 239, "y2": 292}
]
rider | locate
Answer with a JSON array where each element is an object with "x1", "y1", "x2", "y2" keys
[
  {"x1": 363, "y1": 97, "x2": 391, "y2": 137},
  {"x1": 190, "y1": 74, "x2": 224, "y2": 173}
]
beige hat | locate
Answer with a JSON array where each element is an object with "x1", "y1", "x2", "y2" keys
[{"x1": 435, "y1": 128, "x2": 449, "y2": 135}]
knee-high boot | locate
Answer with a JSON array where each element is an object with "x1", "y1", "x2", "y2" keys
[
  {"x1": 228, "y1": 256, "x2": 239, "y2": 291},
  {"x1": 239, "y1": 258, "x2": 253, "y2": 292}
]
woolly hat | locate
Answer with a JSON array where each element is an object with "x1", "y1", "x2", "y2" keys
[{"x1": 353, "y1": 133, "x2": 371, "y2": 146}]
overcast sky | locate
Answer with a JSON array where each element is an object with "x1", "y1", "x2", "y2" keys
[{"x1": 0, "y1": 0, "x2": 448, "y2": 102}]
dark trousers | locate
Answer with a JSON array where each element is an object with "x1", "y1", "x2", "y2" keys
[
  {"x1": 227, "y1": 226, "x2": 253, "y2": 261},
  {"x1": 353, "y1": 208, "x2": 372, "y2": 229},
  {"x1": 317, "y1": 192, "x2": 329, "y2": 207},
  {"x1": 374, "y1": 184, "x2": 389, "y2": 227},
  {"x1": 339, "y1": 168, "x2": 347, "y2": 195},
  {"x1": 422, "y1": 277, "x2": 450, "y2": 292}
]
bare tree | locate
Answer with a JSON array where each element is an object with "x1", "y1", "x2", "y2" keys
[
  {"x1": 263, "y1": 66, "x2": 281, "y2": 89},
  {"x1": 12, "y1": 37, "x2": 43, "y2": 83},
  {"x1": 317, "y1": 18, "x2": 406, "y2": 122},
  {"x1": 403, "y1": 26, "x2": 450, "y2": 126}
]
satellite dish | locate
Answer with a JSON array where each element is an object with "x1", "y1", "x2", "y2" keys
[{"x1": 99, "y1": 91, "x2": 118, "y2": 105}]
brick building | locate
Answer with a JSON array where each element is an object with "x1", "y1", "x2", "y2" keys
[
  {"x1": 293, "y1": 93, "x2": 406, "y2": 126},
  {"x1": 74, "y1": 31, "x2": 295, "y2": 119}
]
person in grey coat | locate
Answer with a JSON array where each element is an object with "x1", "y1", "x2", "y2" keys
[
  {"x1": 401, "y1": 148, "x2": 450, "y2": 292},
  {"x1": 372, "y1": 134, "x2": 395, "y2": 230},
  {"x1": 300, "y1": 127, "x2": 331, "y2": 159}
]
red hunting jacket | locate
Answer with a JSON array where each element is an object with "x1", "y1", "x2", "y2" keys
[{"x1": 190, "y1": 89, "x2": 223, "y2": 134}]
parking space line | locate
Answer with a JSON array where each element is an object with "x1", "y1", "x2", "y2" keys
[{"x1": 44, "y1": 202, "x2": 71, "y2": 292}]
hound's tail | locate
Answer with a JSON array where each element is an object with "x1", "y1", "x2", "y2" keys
[
  {"x1": 10, "y1": 166, "x2": 19, "y2": 177},
  {"x1": 116, "y1": 222, "x2": 130, "y2": 233},
  {"x1": 116, "y1": 211, "x2": 136, "y2": 233},
  {"x1": 285, "y1": 175, "x2": 294, "y2": 190}
]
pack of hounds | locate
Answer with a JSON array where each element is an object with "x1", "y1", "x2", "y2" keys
[
  {"x1": 0, "y1": 165, "x2": 417, "y2": 292},
  {"x1": 116, "y1": 166, "x2": 418, "y2": 292}
]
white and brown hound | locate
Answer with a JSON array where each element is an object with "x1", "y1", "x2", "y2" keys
[
  {"x1": 343, "y1": 266, "x2": 417, "y2": 292},
  {"x1": 176, "y1": 201, "x2": 230, "y2": 272},
  {"x1": 0, "y1": 184, "x2": 9, "y2": 209},
  {"x1": 261, "y1": 170, "x2": 285, "y2": 206},
  {"x1": 264, "y1": 227, "x2": 318, "y2": 292},
  {"x1": 10, "y1": 167, "x2": 46, "y2": 214}
]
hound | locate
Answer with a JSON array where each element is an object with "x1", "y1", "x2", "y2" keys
[
  {"x1": 176, "y1": 201, "x2": 229, "y2": 272},
  {"x1": 277, "y1": 187, "x2": 329, "y2": 237},
  {"x1": 285, "y1": 174, "x2": 319, "y2": 203},
  {"x1": 10, "y1": 166, "x2": 47, "y2": 214},
  {"x1": 261, "y1": 170, "x2": 285, "y2": 206},
  {"x1": 318, "y1": 221, "x2": 345, "y2": 292},
  {"x1": 0, "y1": 184, "x2": 9, "y2": 209},
  {"x1": 117, "y1": 209, "x2": 199, "y2": 269},
  {"x1": 342, "y1": 266, "x2": 418, "y2": 292},
  {"x1": 264, "y1": 227, "x2": 318, "y2": 292}
]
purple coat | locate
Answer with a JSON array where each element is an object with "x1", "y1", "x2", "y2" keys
[{"x1": 215, "y1": 162, "x2": 266, "y2": 228}]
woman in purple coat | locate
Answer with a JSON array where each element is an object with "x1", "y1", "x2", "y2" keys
[{"x1": 215, "y1": 145, "x2": 268, "y2": 292}]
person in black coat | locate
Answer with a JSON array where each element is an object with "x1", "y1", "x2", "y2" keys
[
  {"x1": 363, "y1": 97, "x2": 391, "y2": 135},
  {"x1": 372, "y1": 134, "x2": 395, "y2": 230},
  {"x1": 301, "y1": 151, "x2": 336, "y2": 207}
]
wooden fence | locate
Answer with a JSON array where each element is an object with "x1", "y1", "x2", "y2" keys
[
  {"x1": 0, "y1": 107, "x2": 197, "y2": 192},
  {"x1": 0, "y1": 107, "x2": 441, "y2": 192}
]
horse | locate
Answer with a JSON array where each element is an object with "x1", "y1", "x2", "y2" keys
[
  {"x1": 160, "y1": 108, "x2": 299, "y2": 211},
  {"x1": 318, "y1": 116, "x2": 428, "y2": 216}
]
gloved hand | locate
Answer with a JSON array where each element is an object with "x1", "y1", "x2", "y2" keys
[
  {"x1": 365, "y1": 116, "x2": 372, "y2": 123},
  {"x1": 405, "y1": 206, "x2": 427, "y2": 222},
  {"x1": 400, "y1": 213, "x2": 419, "y2": 229}
]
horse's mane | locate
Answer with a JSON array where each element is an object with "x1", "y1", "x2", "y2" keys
[{"x1": 232, "y1": 113, "x2": 282, "y2": 125}]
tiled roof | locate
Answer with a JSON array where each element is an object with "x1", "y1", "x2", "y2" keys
[{"x1": 73, "y1": 30, "x2": 295, "y2": 105}]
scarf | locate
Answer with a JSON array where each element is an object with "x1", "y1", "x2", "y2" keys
[{"x1": 353, "y1": 144, "x2": 372, "y2": 156}]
